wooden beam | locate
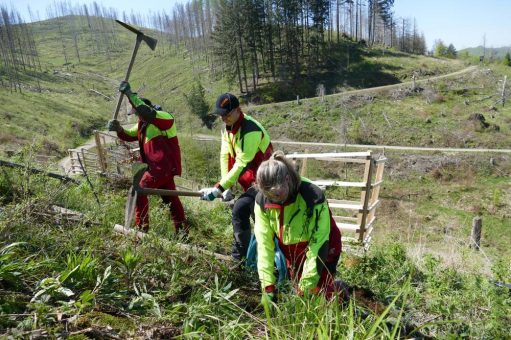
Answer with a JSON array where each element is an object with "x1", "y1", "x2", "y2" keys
[
  {"x1": 328, "y1": 199, "x2": 363, "y2": 210},
  {"x1": 113, "y1": 224, "x2": 233, "y2": 262},
  {"x1": 313, "y1": 180, "x2": 366, "y2": 187},
  {"x1": 285, "y1": 151, "x2": 371, "y2": 159}
]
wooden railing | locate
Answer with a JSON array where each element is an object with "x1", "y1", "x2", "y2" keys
[
  {"x1": 287, "y1": 151, "x2": 386, "y2": 249},
  {"x1": 67, "y1": 130, "x2": 138, "y2": 177}
]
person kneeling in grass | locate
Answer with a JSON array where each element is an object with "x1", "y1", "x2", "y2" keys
[{"x1": 254, "y1": 151, "x2": 342, "y2": 306}]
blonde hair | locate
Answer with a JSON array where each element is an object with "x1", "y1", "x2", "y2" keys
[{"x1": 255, "y1": 151, "x2": 300, "y2": 198}]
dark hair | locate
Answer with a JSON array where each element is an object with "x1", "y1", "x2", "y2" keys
[
  {"x1": 141, "y1": 97, "x2": 153, "y2": 106},
  {"x1": 141, "y1": 97, "x2": 162, "y2": 111}
]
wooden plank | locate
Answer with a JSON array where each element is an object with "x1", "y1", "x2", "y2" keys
[
  {"x1": 94, "y1": 131, "x2": 107, "y2": 173},
  {"x1": 285, "y1": 151, "x2": 371, "y2": 159},
  {"x1": 333, "y1": 215, "x2": 358, "y2": 222},
  {"x1": 363, "y1": 226, "x2": 373, "y2": 238},
  {"x1": 113, "y1": 224, "x2": 233, "y2": 262},
  {"x1": 366, "y1": 215, "x2": 376, "y2": 228},
  {"x1": 366, "y1": 161, "x2": 385, "y2": 225},
  {"x1": 313, "y1": 179, "x2": 366, "y2": 187},
  {"x1": 357, "y1": 155, "x2": 374, "y2": 242},
  {"x1": 337, "y1": 223, "x2": 360, "y2": 232},
  {"x1": 315, "y1": 157, "x2": 368, "y2": 164},
  {"x1": 68, "y1": 149, "x2": 98, "y2": 156},
  {"x1": 328, "y1": 199, "x2": 362, "y2": 210},
  {"x1": 299, "y1": 149, "x2": 308, "y2": 176},
  {"x1": 371, "y1": 180, "x2": 384, "y2": 188},
  {"x1": 367, "y1": 200, "x2": 381, "y2": 213}
]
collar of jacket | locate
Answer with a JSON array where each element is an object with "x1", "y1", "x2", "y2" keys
[
  {"x1": 263, "y1": 191, "x2": 299, "y2": 210},
  {"x1": 226, "y1": 112, "x2": 245, "y2": 135}
]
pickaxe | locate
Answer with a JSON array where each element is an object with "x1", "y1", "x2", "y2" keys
[
  {"x1": 132, "y1": 163, "x2": 202, "y2": 197},
  {"x1": 124, "y1": 163, "x2": 202, "y2": 228},
  {"x1": 112, "y1": 20, "x2": 158, "y2": 121}
]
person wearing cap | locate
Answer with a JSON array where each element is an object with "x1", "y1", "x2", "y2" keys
[
  {"x1": 200, "y1": 93, "x2": 273, "y2": 263},
  {"x1": 253, "y1": 151, "x2": 342, "y2": 307},
  {"x1": 107, "y1": 81, "x2": 186, "y2": 233}
]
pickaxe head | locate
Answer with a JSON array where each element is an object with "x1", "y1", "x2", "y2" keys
[
  {"x1": 115, "y1": 20, "x2": 158, "y2": 50},
  {"x1": 132, "y1": 162, "x2": 148, "y2": 192}
]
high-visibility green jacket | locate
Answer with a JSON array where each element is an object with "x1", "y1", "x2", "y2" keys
[
  {"x1": 254, "y1": 178, "x2": 334, "y2": 291},
  {"x1": 217, "y1": 112, "x2": 272, "y2": 192},
  {"x1": 117, "y1": 93, "x2": 181, "y2": 177}
]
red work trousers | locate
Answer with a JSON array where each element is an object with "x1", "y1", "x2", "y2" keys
[
  {"x1": 279, "y1": 211, "x2": 342, "y2": 299},
  {"x1": 135, "y1": 171, "x2": 186, "y2": 232}
]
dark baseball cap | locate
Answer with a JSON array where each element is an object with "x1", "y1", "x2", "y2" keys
[{"x1": 214, "y1": 93, "x2": 239, "y2": 116}]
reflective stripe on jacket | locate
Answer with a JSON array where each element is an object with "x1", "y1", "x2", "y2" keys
[
  {"x1": 254, "y1": 178, "x2": 340, "y2": 291},
  {"x1": 117, "y1": 93, "x2": 181, "y2": 177},
  {"x1": 218, "y1": 112, "x2": 272, "y2": 191}
]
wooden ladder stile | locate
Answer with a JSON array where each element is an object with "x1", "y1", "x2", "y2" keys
[{"x1": 285, "y1": 150, "x2": 386, "y2": 252}]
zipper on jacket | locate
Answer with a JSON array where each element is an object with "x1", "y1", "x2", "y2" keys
[{"x1": 279, "y1": 206, "x2": 285, "y2": 241}]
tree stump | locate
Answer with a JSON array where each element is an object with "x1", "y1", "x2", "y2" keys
[{"x1": 470, "y1": 216, "x2": 482, "y2": 250}]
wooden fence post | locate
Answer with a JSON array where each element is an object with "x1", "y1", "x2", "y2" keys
[
  {"x1": 501, "y1": 75, "x2": 507, "y2": 107},
  {"x1": 94, "y1": 130, "x2": 107, "y2": 173},
  {"x1": 470, "y1": 216, "x2": 482, "y2": 250}
]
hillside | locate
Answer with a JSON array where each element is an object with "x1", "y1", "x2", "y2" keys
[
  {"x1": 460, "y1": 45, "x2": 511, "y2": 59},
  {"x1": 1, "y1": 16, "x2": 510, "y2": 338},
  {"x1": 0, "y1": 16, "x2": 470, "y2": 158},
  {"x1": 0, "y1": 16, "x2": 229, "y2": 158}
]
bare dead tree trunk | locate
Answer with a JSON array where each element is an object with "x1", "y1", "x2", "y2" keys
[{"x1": 57, "y1": 21, "x2": 69, "y2": 65}]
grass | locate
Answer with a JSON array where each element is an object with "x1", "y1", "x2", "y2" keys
[
  {"x1": 1, "y1": 147, "x2": 510, "y2": 338},
  {"x1": 247, "y1": 64, "x2": 511, "y2": 149},
  {"x1": 1, "y1": 15, "x2": 510, "y2": 338}
]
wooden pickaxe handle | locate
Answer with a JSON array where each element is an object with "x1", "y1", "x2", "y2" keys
[
  {"x1": 112, "y1": 20, "x2": 157, "y2": 121},
  {"x1": 137, "y1": 188, "x2": 203, "y2": 197},
  {"x1": 112, "y1": 36, "x2": 142, "y2": 121}
]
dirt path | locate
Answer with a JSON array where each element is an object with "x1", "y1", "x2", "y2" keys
[
  {"x1": 262, "y1": 65, "x2": 479, "y2": 108},
  {"x1": 194, "y1": 134, "x2": 511, "y2": 154},
  {"x1": 58, "y1": 131, "x2": 117, "y2": 175}
]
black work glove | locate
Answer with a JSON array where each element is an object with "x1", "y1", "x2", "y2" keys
[
  {"x1": 107, "y1": 119, "x2": 123, "y2": 132},
  {"x1": 119, "y1": 81, "x2": 133, "y2": 96}
]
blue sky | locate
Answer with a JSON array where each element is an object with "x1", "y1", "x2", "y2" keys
[
  {"x1": 2, "y1": 0, "x2": 510, "y2": 51},
  {"x1": 393, "y1": 0, "x2": 511, "y2": 50}
]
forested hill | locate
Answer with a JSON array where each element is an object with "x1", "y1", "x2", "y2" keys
[
  {"x1": 460, "y1": 45, "x2": 511, "y2": 59},
  {"x1": 0, "y1": 8, "x2": 463, "y2": 157}
]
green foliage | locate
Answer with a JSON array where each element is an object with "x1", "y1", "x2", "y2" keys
[
  {"x1": 434, "y1": 40, "x2": 448, "y2": 58},
  {"x1": 64, "y1": 251, "x2": 99, "y2": 289},
  {"x1": 503, "y1": 52, "x2": 511, "y2": 66},
  {"x1": 446, "y1": 44, "x2": 458, "y2": 59},
  {"x1": 129, "y1": 285, "x2": 161, "y2": 317},
  {"x1": 433, "y1": 40, "x2": 457, "y2": 59},
  {"x1": 340, "y1": 243, "x2": 415, "y2": 301},
  {"x1": 115, "y1": 247, "x2": 142, "y2": 290},
  {"x1": 0, "y1": 242, "x2": 30, "y2": 287},
  {"x1": 185, "y1": 81, "x2": 214, "y2": 129},
  {"x1": 180, "y1": 135, "x2": 220, "y2": 186}
]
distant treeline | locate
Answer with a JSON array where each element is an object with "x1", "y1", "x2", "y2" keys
[{"x1": 0, "y1": 0, "x2": 427, "y2": 94}]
